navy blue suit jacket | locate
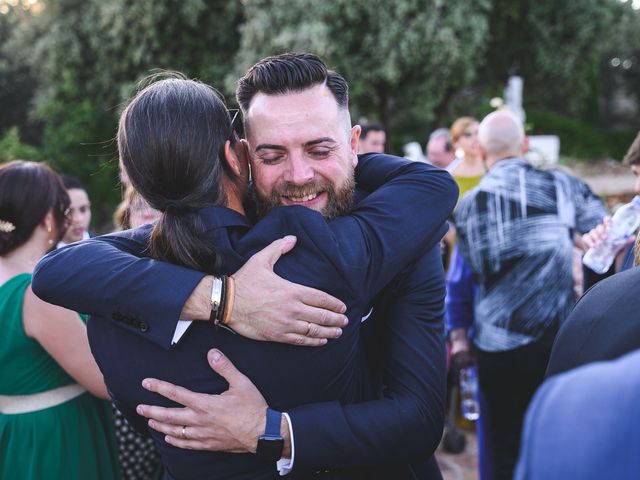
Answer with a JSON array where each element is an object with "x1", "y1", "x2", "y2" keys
[
  {"x1": 33, "y1": 154, "x2": 456, "y2": 479},
  {"x1": 517, "y1": 348, "x2": 640, "y2": 480},
  {"x1": 546, "y1": 266, "x2": 640, "y2": 377}
]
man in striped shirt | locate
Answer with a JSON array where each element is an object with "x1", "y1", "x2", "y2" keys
[{"x1": 454, "y1": 110, "x2": 605, "y2": 480}]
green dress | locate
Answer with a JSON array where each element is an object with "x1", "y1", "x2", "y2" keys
[
  {"x1": 453, "y1": 174, "x2": 483, "y2": 202},
  {"x1": 0, "y1": 273, "x2": 119, "y2": 479}
]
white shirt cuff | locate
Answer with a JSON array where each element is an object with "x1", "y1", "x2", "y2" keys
[
  {"x1": 276, "y1": 412, "x2": 295, "y2": 476},
  {"x1": 171, "y1": 320, "x2": 192, "y2": 345}
]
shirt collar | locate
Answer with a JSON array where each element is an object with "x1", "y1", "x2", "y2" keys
[
  {"x1": 198, "y1": 205, "x2": 252, "y2": 231},
  {"x1": 491, "y1": 156, "x2": 526, "y2": 171}
]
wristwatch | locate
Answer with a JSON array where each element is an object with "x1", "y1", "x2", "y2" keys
[{"x1": 255, "y1": 408, "x2": 284, "y2": 463}]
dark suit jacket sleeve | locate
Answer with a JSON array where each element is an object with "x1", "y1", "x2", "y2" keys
[
  {"x1": 33, "y1": 155, "x2": 456, "y2": 349},
  {"x1": 320, "y1": 155, "x2": 456, "y2": 295},
  {"x1": 32, "y1": 229, "x2": 205, "y2": 348},
  {"x1": 287, "y1": 245, "x2": 446, "y2": 471},
  {"x1": 546, "y1": 267, "x2": 640, "y2": 377}
]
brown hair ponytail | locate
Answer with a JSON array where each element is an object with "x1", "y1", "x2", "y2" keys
[{"x1": 117, "y1": 74, "x2": 237, "y2": 273}]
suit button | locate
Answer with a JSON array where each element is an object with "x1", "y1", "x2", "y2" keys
[{"x1": 139, "y1": 321, "x2": 149, "y2": 332}]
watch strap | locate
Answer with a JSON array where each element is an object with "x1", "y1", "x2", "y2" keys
[
  {"x1": 256, "y1": 408, "x2": 284, "y2": 462},
  {"x1": 264, "y1": 407, "x2": 282, "y2": 437}
]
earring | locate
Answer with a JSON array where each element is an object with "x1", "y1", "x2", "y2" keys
[{"x1": 46, "y1": 224, "x2": 53, "y2": 245}]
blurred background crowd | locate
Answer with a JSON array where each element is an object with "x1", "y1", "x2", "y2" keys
[
  {"x1": 1, "y1": 0, "x2": 639, "y2": 229},
  {"x1": 1, "y1": 1, "x2": 640, "y2": 479}
]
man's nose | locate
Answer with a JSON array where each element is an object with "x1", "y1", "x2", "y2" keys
[{"x1": 283, "y1": 155, "x2": 314, "y2": 184}]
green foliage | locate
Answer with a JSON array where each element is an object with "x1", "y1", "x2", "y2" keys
[
  {"x1": 87, "y1": 0, "x2": 243, "y2": 103},
  {"x1": 5, "y1": 0, "x2": 244, "y2": 227},
  {"x1": 0, "y1": 0, "x2": 637, "y2": 219},
  {"x1": 528, "y1": 110, "x2": 637, "y2": 161},
  {"x1": 0, "y1": 127, "x2": 41, "y2": 163},
  {"x1": 36, "y1": 68, "x2": 120, "y2": 230},
  {"x1": 483, "y1": 0, "x2": 614, "y2": 117},
  {"x1": 234, "y1": 0, "x2": 490, "y2": 132},
  {"x1": 598, "y1": 2, "x2": 640, "y2": 126},
  {"x1": 0, "y1": 7, "x2": 40, "y2": 144}
]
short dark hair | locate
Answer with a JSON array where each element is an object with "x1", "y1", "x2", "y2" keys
[
  {"x1": 118, "y1": 74, "x2": 237, "y2": 272},
  {"x1": 61, "y1": 174, "x2": 86, "y2": 192},
  {"x1": 0, "y1": 161, "x2": 70, "y2": 255},
  {"x1": 236, "y1": 52, "x2": 349, "y2": 113},
  {"x1": 623, "y1": 131, "x2": 640, "y2": 166},
  {"x1": 360, "y1": 123, "x2": 385, "y2": 139}
]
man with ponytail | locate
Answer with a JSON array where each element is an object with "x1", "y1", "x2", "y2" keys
[{"x1": 34, "y1": 54, "x2": 456, "y2": 479}]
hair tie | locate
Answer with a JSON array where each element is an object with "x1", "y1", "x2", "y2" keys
[
  {"x1": 163, "y1": 201, "x2": 194, "y2": 215},
  {"x1": 0, "y1": 219, "x2": 16, "y2": 233}
]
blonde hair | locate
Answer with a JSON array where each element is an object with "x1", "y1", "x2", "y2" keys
[
  {"x1": 113, "y1": 186, "x2": 147, "y2": 231},
  {"x1": 450, "y1": 117, "x2": 478, "y2": 144}
]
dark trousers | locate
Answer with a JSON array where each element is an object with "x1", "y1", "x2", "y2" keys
[{"x1": 476, "y1": 336, "x2": 555, "y2": 480}]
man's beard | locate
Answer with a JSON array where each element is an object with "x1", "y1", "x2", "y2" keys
[{"x1": 252, "y1": 175, "x2": 355, "y2": 220}]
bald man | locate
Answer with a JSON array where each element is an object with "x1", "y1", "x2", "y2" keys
[{"x1": 453, "y1": 110, "x2": 606, "y2": 480}]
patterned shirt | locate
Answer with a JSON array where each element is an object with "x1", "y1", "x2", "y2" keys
[{"x1": 455, "y1": 158, "x2": 606, "y2": 352}]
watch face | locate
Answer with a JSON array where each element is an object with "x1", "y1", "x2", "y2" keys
[{"x1": 256, "y1": 435, "x2": 284, "y2": 463}]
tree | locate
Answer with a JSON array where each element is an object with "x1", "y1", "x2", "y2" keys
[
  {"x1": 7, "y1": 0, "x2": 244, "y2": 227},
  {"x1": 598, "y1": 2, "x2": 640, "y2": 127},
  {"x1": 0, "y1": 127, "x2": 40, "y2": 163},
  {"x1": 233, "y1": 0, "x2": 490, "y2": 149},
  {"x1": 482, "y1": 0, "x2": 615, "y2": 118},
  {"x1": 0, "y1": 7, "x2": 40, "y2": 144}
]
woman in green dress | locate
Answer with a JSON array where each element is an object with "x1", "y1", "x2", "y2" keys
[{"x1": 0, "y1": 160, "x2": 118, "y2": 479}]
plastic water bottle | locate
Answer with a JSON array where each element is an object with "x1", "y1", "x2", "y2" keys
[
  {"x1": 583, "y1": 195, "x2": 640, "y2": 274},
  {"x1": 459, "y1": 366, "x2": 480, "y2": 421}
]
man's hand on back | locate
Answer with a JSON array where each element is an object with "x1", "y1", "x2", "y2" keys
[
  {"x1": 179, "y1": 236, "x2": 348, "y2": 347},
  {"x1": 137, "y1": 349, "x2": 292, "y2": 457}
]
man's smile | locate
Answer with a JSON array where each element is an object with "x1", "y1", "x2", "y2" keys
[{"x1": 282, "y1": 190, "x2": 326, "y2": 207}]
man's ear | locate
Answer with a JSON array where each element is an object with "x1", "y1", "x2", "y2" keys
[
  {"x1": 238, "y1": 139, "x2": 252, "y2": 182},
  {"x1": 223, "y1": 140, "x2": 241, "y2": 176},
  {"x1": 522, "y1": 136, "x2": 530, "y2": 155},
  {"x1": 479, "y1": 144, "x2": 488, "y2": 162},
  {"x1": 350, "y1": 125, "x2": 361, "y2": 167},
  {"x1": 224, "y1": 140, "x2": 251, "y2": 181}
]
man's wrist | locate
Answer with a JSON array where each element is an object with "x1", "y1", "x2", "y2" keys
[
  {"x1": 255, "y1": 408, "x2": 286, "y2": 462},
  {"x1": 252, "y1": 410, "x2": 291, "y2": 458},
  {"x1": 179, "y1": 276, "x2": 214, "y2": 320},
  {"x1": 449, "y1": 328, "x2": 468, "y2": 342}
]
